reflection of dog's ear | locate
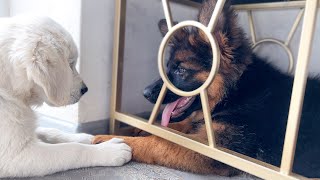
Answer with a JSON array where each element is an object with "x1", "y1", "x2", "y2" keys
[{"x1": 26, "y1": 38, "x2": 72, "y2": 106}]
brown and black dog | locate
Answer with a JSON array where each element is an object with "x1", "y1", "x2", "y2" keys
[{"x1": 93, "y1": 0, "x2": 320, "y2": 178}]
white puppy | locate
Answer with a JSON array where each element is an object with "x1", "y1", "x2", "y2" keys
[{"x1": 0, "y1": 16, "x2": 131, "y2": 178}]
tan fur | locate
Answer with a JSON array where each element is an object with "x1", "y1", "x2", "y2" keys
[
  {"x1": 174, "y1": 50, "x2": 194, "y2": 61},
  {"x1": 180, "y1": 61, "x2": 202, "y2": 71},
  {"x1": 93, "y1": 115, "x2": 239, "y2": 176},
  {"x1": 195, "y1": 73, "x2": 225, "y2": 108},
  {"x1": 198, "y1": 30, "x2": 210, "y2": 44}
]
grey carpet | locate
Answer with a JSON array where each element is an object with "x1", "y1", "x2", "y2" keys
[{"x1": 19, "y1": 162, "x2": 256, "y2": 180}]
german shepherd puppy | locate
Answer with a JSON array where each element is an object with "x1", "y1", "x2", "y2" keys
[{"x1": 93, "y1": 0, "x2": 320, "y2": 177}]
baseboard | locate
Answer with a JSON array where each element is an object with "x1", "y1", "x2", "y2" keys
[
  {"x1": 77, "y1": 119, "x2": 109, "y2": 135},
  {"x1": 37, "y1": 113, "x2": 78, "y2": 133},
  {"x1": 37, "y1": 111, "x2": 156, "y2": 135},
  {"x1": 37, "y1": 113, "x2": 109, "y2": 135},
  {"x1": 77, "y1": 111, "x2": 157, "y2": 135}
]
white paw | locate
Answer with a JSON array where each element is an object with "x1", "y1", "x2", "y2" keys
[
  {"x1": 36, "y1": 127, "x2": 63, "y2": 143},
  {"x1": 36, "y1": 127, "x2": 93, "y2": 144},
  {"x1": 74, "y1": 133, "x2": 94, "y2": 144},
  {"x1": 95, "y1": 138, "x2": 132, "y2": 166}
]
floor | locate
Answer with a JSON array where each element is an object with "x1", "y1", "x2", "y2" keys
[
  {"x1": 19, "y1": 162, "x2": 256, "y2": 180},
  {"x1": 3, "y1": 115, "x2": 257, "y2": 180}
]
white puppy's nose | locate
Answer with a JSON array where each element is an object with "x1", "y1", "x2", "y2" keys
[{"x1": 81, "y1": 85, "x2": 88, "y2": 95}]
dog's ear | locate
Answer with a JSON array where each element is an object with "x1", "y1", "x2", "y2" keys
[
  {"x1": 158, "y1": 19, "x2": 189, "y2": 44},
  {"x1": 195, "y1": 0, "x2": 235, "y2": 45},
  {"x1": 158, "y1": 19, "x2": 170, "y2": 36},
  {"x1": 158, "y1": 19, "x2": 185, "y2": 36},
  {"x1": 198, "y1": 0, "x2": 232, "y2": 29},
  {"x1": 25, "y1": 38, "x2": 72, "y2": 106}
]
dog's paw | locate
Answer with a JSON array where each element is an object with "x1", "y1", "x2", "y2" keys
[
  {"x1": 36, "y1": 127, "x2": 93, "y2": 144},
  {"x1": 36, "y1": 127, "x2": 63, "y2": 143},
  {"x1": 72, "y1": 133, "x2": 94, "y2": 144},
  {"x1": 92, "y1": 135, "x2": 113, "y2": 144},
  {"x1": 95, "y1": 138, "x2": 132, "y2": 166}
]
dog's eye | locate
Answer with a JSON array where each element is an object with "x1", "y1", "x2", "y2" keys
[{"x1": 174, "y1": 66, "x2": 186, "y2": 75}]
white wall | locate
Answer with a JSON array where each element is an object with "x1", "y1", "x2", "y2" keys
[
  {"x1": 0, "y1": 0, "x2": 9, "y2": 17},
  {"x1": 237, "y1": 9, "x2": 320, "y2": 75},
  {"x1": 78, "y1": 0, "x2": 115, "y2": 123}
]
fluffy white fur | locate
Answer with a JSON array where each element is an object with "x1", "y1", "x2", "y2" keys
[{"x1": 0, "y1": 16, "x2": 131, "y2": 178}]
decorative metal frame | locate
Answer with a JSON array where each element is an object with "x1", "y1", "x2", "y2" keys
[
  {"x1": 110, "y1": 0, "x2": 319, "y2": 179},
  {"x1": 248, "y1": 8, "x2": 305, "y2": 73}
]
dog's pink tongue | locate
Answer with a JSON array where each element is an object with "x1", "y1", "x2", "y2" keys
[{"x1": 161, "y1": 98, "x2": 182, "y2": 127}]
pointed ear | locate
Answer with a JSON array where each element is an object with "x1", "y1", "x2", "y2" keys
[
  {"x1": 158, "y1": 19, "x2": 189, "y2": 45},
  {"x1": 198, "y1": 0, "x2": 232, "y2": 31},
  {"x1": 158, "y1": 19, "x2": 169, "y2": 36},
  {"x1": 25, "y1": 39, "x2": 72, "y2": 106},
  {"x1": 158, "y1": 19, "x2": 181, "y2": 37}
]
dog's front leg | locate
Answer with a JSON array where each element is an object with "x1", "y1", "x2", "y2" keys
[
  {"x1": 92, "y1": 135, "x2": 237, "y2": 176},
  {"x1": 36, "y1": 127, "x2": 93, "y2": 144},
  {"x1": 2, "y1": 138, "x2": 131, "y2": 178}
]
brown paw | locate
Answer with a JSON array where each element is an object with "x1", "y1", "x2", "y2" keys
[{"x1": 92, "y1": 135, "x2": 115, "y2": 144}]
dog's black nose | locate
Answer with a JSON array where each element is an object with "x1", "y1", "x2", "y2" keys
[
  {"x1": 81, "y1": 86, "x2": 88, "y2": 95},
  {"x1": 143, "y1": 88, "x2": 152, "y2": 100}
]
